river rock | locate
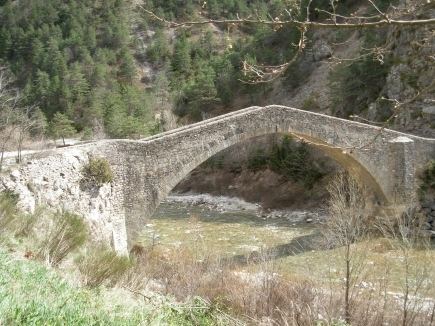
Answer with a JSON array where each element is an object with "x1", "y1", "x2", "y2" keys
[
  {"x1": 10, "y1": 170, "x2": 21, "y2": 181},
  {"x1": 422, "y1": 106, "x2": 435, "y2": 121},
  {"x1": 421, "y1": 201, "x2": 432, "y2": 209}
]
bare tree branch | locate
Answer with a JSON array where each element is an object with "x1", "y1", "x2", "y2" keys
[{"x1": 140, "y1": 7, "x2": 435, "y2": 30}]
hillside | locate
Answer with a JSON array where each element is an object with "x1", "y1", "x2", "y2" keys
[{"x1": 1, "y1": 0, "x2": 433, "y2": 142}]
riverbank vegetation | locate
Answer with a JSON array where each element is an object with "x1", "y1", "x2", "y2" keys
[
  {"x1": 0, "y1": 192, "x2": 233, "y2": 325},
  {"x1": 247, "y1": 136, "x2": 325, "y2": 189}
]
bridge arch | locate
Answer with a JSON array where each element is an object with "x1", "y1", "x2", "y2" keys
[
  {"x1": 161, "y1": 131, "x2": 387, "y2": 207},
  {"x1": 116, "y1": 105, "x2": 409, "y2": 249}
]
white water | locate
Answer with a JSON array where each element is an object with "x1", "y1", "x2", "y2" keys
[{"x1": 166, "y1": 193, "x2": 328, "y2": 223}]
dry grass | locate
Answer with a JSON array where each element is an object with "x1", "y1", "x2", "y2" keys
[
  {"x1": 122, "y1": 245, "x2": 324, "y2": 325},
  {"x1": 116, "y1": 237, "x2": 435, "y2": 326},
  {"x1": 0, "y1": 190, "x2": 18, "y2": 231},
  {"x1": 37, "y1": 211, "x2": 88, "y2": 266},
  {"x1": 1, "y1": 181, "x2": 434, "y2": 324},
  {"x1": 77, "y1": 245, "x2": 132, "y2": 288}
]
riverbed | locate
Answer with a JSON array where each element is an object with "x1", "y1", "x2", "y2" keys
[{"x1": 143, "y1": 193, "x2": 324, "y2": 257}]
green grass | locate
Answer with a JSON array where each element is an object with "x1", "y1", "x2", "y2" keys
[
  {"x1": 0, "y1": 250, "x2": 149, "y2": 325},
  {"x1": 0, "y1": 249, "x2": 228, "y2": 325}
]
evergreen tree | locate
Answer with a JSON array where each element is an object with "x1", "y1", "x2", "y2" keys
[
  {"x1": 171, "y1": 34, "x2": 191, "y2": 76},
  {"x1": 49, "y1": 112, "x2": 76, "y2": 146},
  {"x1": 118, "y1": 48, "x2": 136, "y2": 83},
  {"x1": 147, "y1": 29, "x2": 170, "y2": 65}
]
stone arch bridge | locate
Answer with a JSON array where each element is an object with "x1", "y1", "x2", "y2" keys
[{"x1": 1, "y1": 105, "x2": 434, "y2": 254}]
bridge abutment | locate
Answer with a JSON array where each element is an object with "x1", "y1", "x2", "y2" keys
[{"x1": 387, "y1": 136, "x2": 417, "y2": 203}]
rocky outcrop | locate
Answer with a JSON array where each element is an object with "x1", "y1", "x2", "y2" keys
[{"x1": 0, "y1": 146, "x2": 127, "y2": 253}]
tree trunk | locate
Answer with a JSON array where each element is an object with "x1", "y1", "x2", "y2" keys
[
  {"x1": 17, "y1": 131, "x2": 23, "y2": 163},
  {"x1": 345, "y1": 244, "x2": 351, "y2": 325},
  {"x1": 402, "y1": 254, "x2": 409, "y2": 326},
  {"x1": 0, "y1": 148, "x2": 4, "y2": 172}
]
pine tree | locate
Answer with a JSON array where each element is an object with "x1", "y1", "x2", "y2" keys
[
  {"x1": 49, "y1": 112, "x2": 76, "y2": 146},
  {"x1": 171, "y1": 34, "x2": 191, "y2": 75},
  {"x1": 118, "y1": 48, "x2": 136, "y2": 83}
]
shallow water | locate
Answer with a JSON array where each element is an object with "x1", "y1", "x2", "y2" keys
[
  {"x1": 143, "y1": 194, "x2": 435, "y2": 298},
  {"x1": 143, "y1": 194, "x2": 320, "y2": 257}
]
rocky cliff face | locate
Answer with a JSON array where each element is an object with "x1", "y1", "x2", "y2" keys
[
  {"x1": 255, "y1": 4, "x2": 435, "y2": 138},
  {"x1": 381, "y1": 24, "x2": 434, "y2": 136}
]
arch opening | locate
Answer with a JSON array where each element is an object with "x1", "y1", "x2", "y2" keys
[{"x1": 152, "y1": 131, "x2": 387, "y2": 217}]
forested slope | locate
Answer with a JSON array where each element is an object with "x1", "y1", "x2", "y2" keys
[
  {"x1": 0, "y1": 0, "x2": 154, "y2": 139},
  {"x1": 1, "y1": 0, "x2": 434, "y2": 142}
]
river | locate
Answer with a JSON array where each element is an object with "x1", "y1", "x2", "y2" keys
[{"x1": 142, "y1": 193, "x2": 326, "y2": 264}]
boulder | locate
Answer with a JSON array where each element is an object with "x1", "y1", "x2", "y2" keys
[{"x1": 422, "y1": 106, "x2": 435, "y2": 121}]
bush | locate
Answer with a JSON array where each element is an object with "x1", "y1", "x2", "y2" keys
[
  {"x1": 37, "y1": 212, "x2": 88, "y2": 266},
  {"x1": 82, "y1": 157, "x2": 113, "y2": 187},
  {"x1": 421, "y1": 160, "x2": 435, "y2": 191},
  {"x1": 419, "y1": 160, "x2": 435, "y2": 199},
  {"x1": 269, "y1": 136, "x2": 324, "y2": 189},
  {"x1": 247, "y1": 149, "x2": 268, "y2": 171},
  {"x1": 77, "y1": 246, "x2": 132, "y2": 288},
  {"x1": 0, "y1": 190, "x2": 19, "y2": 231},
  {"x1": 328, "y1": 55, "x2": 391, "y2": 117},
  {"x1": 302, "y1": 94, "x2": 320, "y2": 111}
]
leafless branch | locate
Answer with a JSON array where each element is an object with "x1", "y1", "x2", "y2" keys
[
  {"x1": 367, "y1": 0, "x2": 390, "y2": 23},
  {"x1": 140, "y1": 7, "x2": 435, "y2": 30},
  {"x1": 140, "y1": 3, "x2": 434, "y2": 84}
]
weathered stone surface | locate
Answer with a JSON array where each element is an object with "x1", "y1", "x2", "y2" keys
[{"x1": 1, "y1": 105, "x2": 434, "y2": 253}]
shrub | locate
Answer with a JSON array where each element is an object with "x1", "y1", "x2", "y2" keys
[
  {"x1": 419, "y1": 160, "x2": 435, "y2": 200},
  {"x1": 246, "y1": 136, "x2": 324, "y2": 188},
  {"x1": 37, "y1": 212, "x2": 88, "y2": 266},
  {"x1": 13, "y1": 209, "x2": 39, "y2": 238},
  {"x1": 328, "y1": 55, "x2": 390, "y2": 117},
  {"x1": 82, "y1": 157, "x2": 113, "y2": 187},
  {"x1": 269, "y1": 136, "x2": 324, "y2": 189},
  {"x1": 0, "y1": 190, "x2": 19, "y2": 231},
  {"x1": 302, "y1": 94, "x2": 320, "y2": 111},
  {"x1": 247, "y1": 149, "x2": 268, "y2": 171},
  {"x1": 77, "y1": 246, "x2": 132, "y2": 288},
  {"x1": 421, "y1": 160, "x2": 435, "y2": 191}
]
